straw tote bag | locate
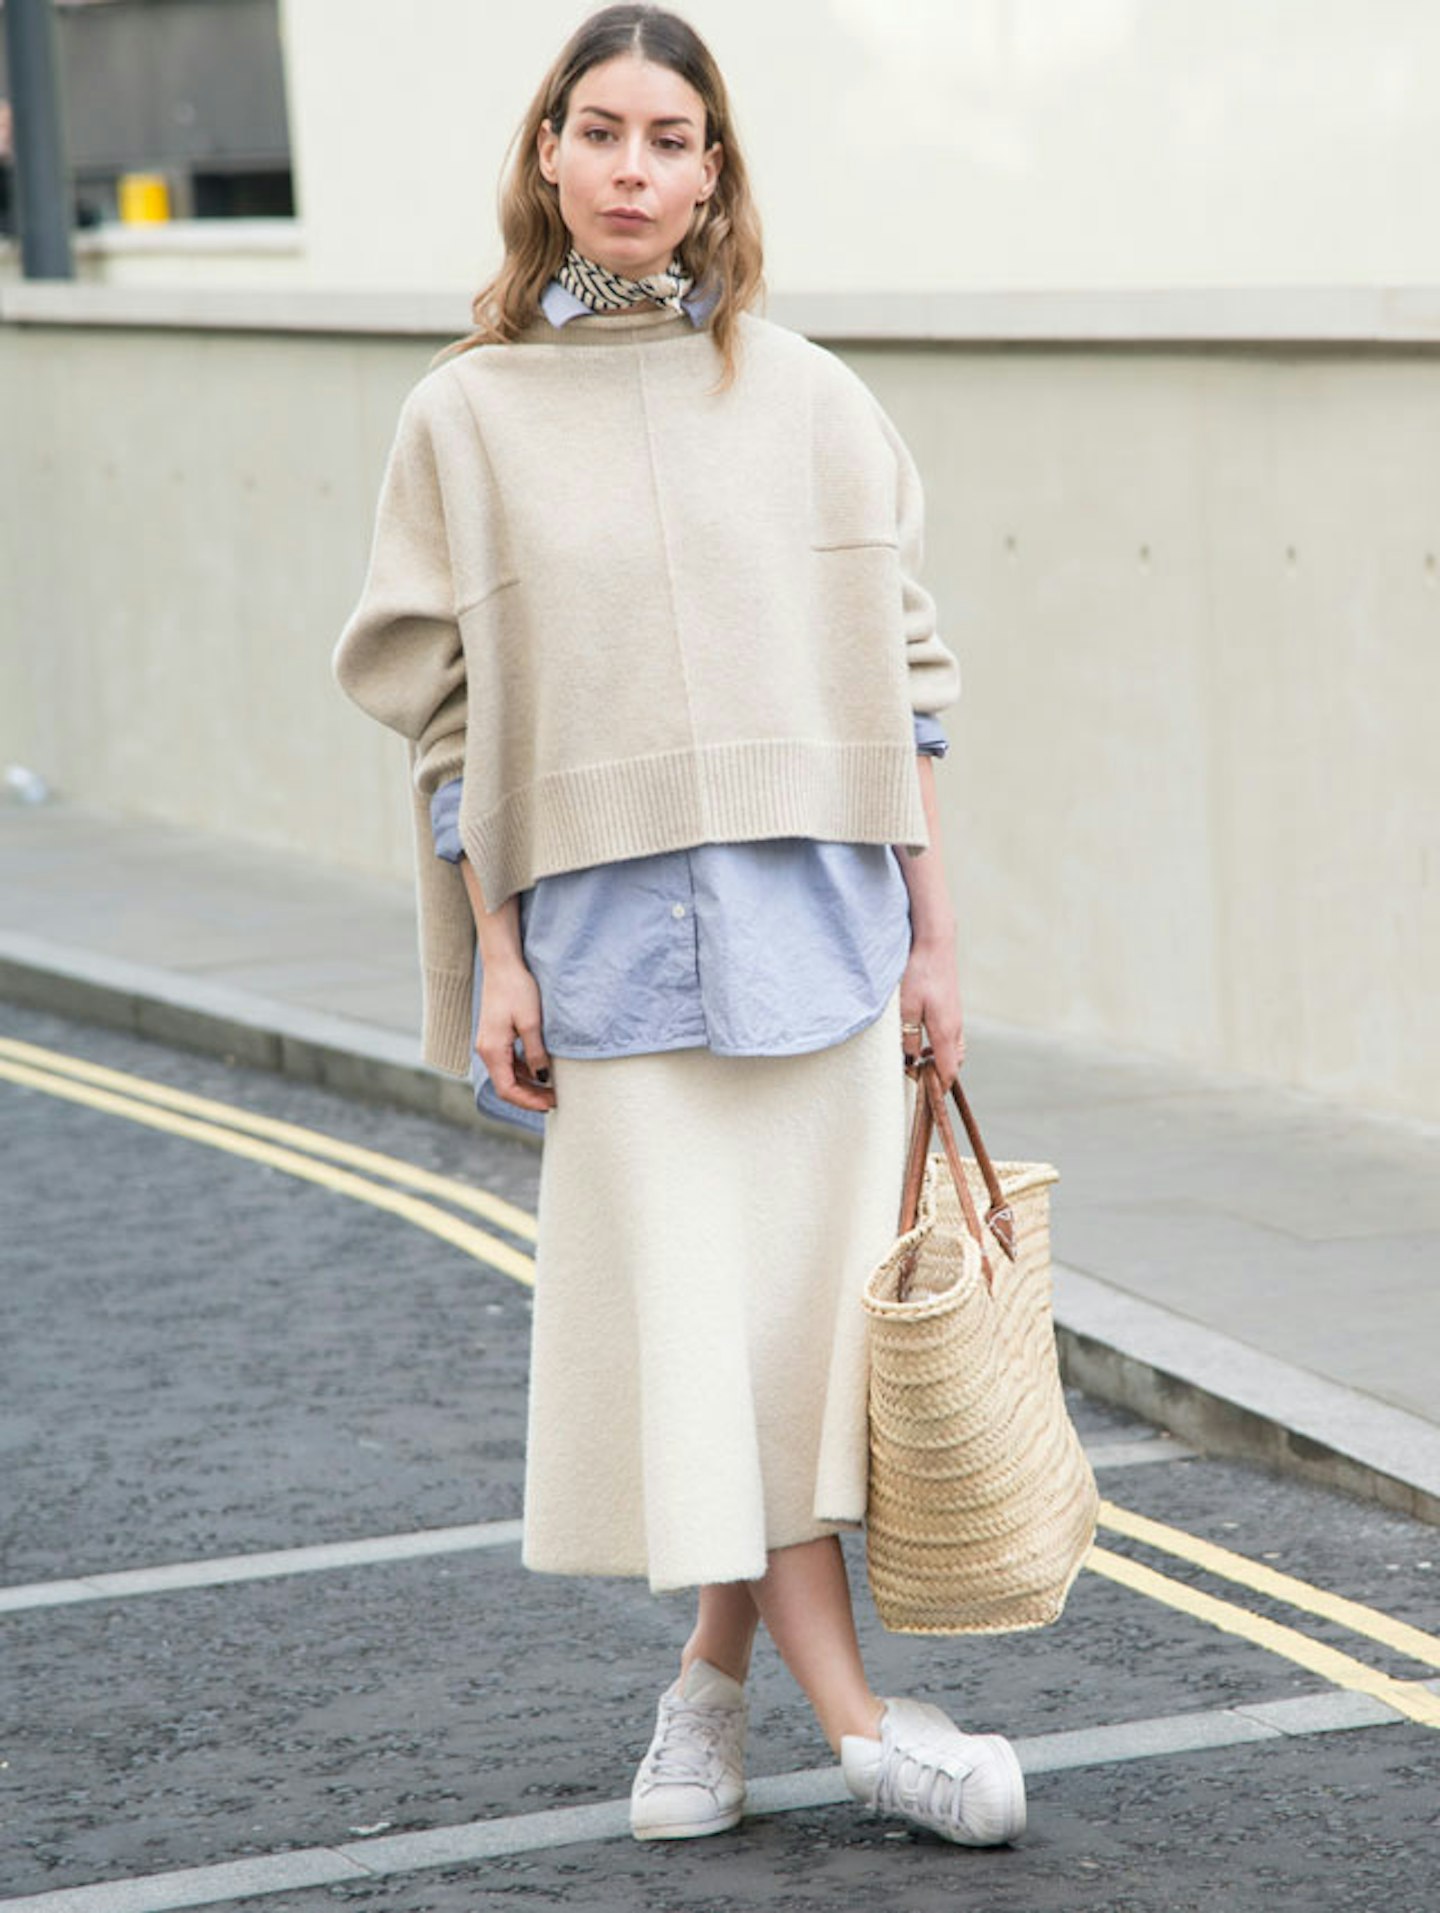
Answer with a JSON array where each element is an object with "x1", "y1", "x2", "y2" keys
[{"x1": 863, "y1": 1055, "x2": 1098, "y2": 1635}]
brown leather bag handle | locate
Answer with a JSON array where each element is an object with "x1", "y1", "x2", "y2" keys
[
  {"x1": 947, "y1": 1074, "x2": 1018, "y2": 1262},
  {"x1": 898, "y1": 1055, "x2": 996, "y2": 1292},
  {"x1": 898, "y1": 1058, "x2": 937, "y2": 1235}
]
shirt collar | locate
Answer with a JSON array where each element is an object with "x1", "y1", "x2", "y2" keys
[{"x1": 540, "y1": 277, "x2": 717, "y2": 330}]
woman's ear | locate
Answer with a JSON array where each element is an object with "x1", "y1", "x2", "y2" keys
[
  {"x1": 537, "y1": 118, "x2": 559, "y2": 185},
  {"x1": 698, "y1": 140, "x2": 724, "y2": 202}
]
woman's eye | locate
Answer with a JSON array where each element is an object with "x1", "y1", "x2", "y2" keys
[{"x1": 579, "y1": 126, "x2": 685, "y2": 151}]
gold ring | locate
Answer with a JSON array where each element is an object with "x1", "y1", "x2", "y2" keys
[{"x1": 900, "y1": 1021, "x2": 923, "y2": 1035}]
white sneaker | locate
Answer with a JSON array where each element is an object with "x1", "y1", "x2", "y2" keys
[
  {"x1": 629, "y1": 1659, "x2": 748, "y2": 1841},
  {"x1": 840, "y1": 1696, "x2": 1026, "y2": 1847}
]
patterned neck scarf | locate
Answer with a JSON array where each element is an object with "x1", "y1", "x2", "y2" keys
[{"x1": 556, "y1": 245, "x2": 694, "y2": 315}]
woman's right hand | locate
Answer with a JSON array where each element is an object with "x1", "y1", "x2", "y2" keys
[
  {"x1": 476, "y1": 954, "x2": 556, "y2": 1112},
  {"x1": 459, "y1": 859, "x2": 556, "y2": 1113}
]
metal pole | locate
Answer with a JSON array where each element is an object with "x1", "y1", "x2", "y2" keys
[{"x1": 3, "y1": 0, "x2": 75, "y2": 278}]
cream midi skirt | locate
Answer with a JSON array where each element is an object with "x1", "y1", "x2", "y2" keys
[{"x1": 521, "y1": 995, "x2": 909, "y2": 1593}]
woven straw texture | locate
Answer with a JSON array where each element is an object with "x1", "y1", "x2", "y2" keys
[{"x1": 863, "y1": 1152, "x2": 1099, "y2": 1635}]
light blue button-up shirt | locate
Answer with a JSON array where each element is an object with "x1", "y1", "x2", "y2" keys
[
  {"x1": 434, "y1": 278, "x2": 950, "y2": 1129},
  {"x1": 433, "y1": 718, "x2": 945, "y2": 1133}
]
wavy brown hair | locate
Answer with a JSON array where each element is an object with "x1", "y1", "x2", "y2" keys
[{"x1": 443, "y1": 5, "x2": 764, "y2": 388}]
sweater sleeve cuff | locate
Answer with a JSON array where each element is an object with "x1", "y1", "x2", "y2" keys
[{"x1": 420, "y1": 964, "x2": 477, "y2": 1077}]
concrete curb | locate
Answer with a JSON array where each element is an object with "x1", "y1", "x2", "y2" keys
[
  {"x1": 0, "y1": 929, "x2": 518, "y2": 1141},
  {"x1": 3, "y1": 928, "x2": 1436, "y2": 1528},
  {"x1": 1054, "y1": 1264, "x2": 1440, "y2": 1526}
]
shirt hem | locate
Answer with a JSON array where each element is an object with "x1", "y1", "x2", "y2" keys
[{"x1": 544, "y1": 995, "x2": 896, "y2": 1062}]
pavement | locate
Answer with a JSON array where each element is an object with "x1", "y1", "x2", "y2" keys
[
  {"x1": 3, "y1": 797, "x2": 1438, "y2": 1528},
  {"x1": 8, "y1": 1004, "x2": 1439, "y2": 1913}
]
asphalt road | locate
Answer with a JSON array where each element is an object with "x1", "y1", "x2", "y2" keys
[{"x1": 2, "y1": 1003, "x2": 1438, "y2": 1913}]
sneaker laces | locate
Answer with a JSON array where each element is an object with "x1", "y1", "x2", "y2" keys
[
  {"x1": 874, "y1": 1718, "x2": 974, "y2": 1829},
  {"x1": 645, "y1": 1696, "x2": 743, "y2": 1788}
]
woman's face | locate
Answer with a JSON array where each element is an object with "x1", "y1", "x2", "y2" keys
[{"x1": 538, "y1": 54, "x2": 722, "y2": 282}]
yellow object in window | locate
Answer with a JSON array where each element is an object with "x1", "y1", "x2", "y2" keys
[{"x1": 118, "y1": 173, "x2": 171, "y2": 225}]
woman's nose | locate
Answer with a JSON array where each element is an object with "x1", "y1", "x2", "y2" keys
[{"x1": 612, "y1": 136, "x2": 649, "y2": 184}]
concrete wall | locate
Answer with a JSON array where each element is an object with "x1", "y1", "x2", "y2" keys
[
  {"x1": 2, "y1": 301, "x2": 1435, "y2": 1121},
  {"x1": 5, "y1": 0, "x2": 1440, "y2": 293},
  {"x1": 863, "y1": 343, "x2": 1440, "y2": 1118},
  {"x1": 0, "y1": 321, "x2": 421, "y2": 884},
  {"x1": 279, "y1": 0, "x2": 1440, "y2": 295}
]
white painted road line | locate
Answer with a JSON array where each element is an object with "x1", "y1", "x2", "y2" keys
[
  {"x1": 0, "y1": 1438, "x2": 1193, "y2": 1617},
  {"x1": 1085, "y1": 1437, "x2": 1196, "y2": 1469},
  {"x1": 0, "y1": 1688, "x2": 1420, "y2": 1913},
  {"x1": 0, "y1": 1521, "x2": 525, "y2": 1615},
  {"x1": 0, "y1": 1848, "x2": 374, "y2": 1913}
]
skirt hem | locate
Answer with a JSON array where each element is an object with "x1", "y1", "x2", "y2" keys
[{"x1": 522, "y1": 1516, "x2": 864, "y2": 1594}]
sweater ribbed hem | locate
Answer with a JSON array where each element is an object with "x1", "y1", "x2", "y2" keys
[
  {"x1": 421, "y1": 965, "x2": 476, "y2": 1078},
  {"x1": 459, "y1": 740, "x2": 928, "y2": 910}
]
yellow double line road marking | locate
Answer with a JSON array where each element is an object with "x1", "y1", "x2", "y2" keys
[
  {"x1": 1088, "y1": 1549, "x2": 1440, "y2": 1730},
  {"x1": 1091, "y1": 1503, "x2": 1440, "y2": 1730},
  {"x1": 1099, "y1": 1500, "x2": 1440, "y2": 1672},
  {"x1": 5, "y1": 1032, "x2": 1439, "y2": 1729},
  {"x1": 0, "y1": 1036, "x2": 536, "y2": 1287}
]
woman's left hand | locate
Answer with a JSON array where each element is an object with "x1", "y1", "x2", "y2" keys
[{"x1": 899, "y1": 930, "x2": 966, "y2": 1086}]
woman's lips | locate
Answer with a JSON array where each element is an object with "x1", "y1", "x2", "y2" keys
[{"x1": 603, "y1": 209, "x2": 651, "y2": 223}]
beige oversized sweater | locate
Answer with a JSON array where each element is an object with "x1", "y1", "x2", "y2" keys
[{"x1": 334, "y1": 305, "x2": 959, "y2": 1075}]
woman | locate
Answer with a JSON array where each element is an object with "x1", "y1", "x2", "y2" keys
[{"x1": 335, "y1": 2, "x2": 1024, "y2": 1852}]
